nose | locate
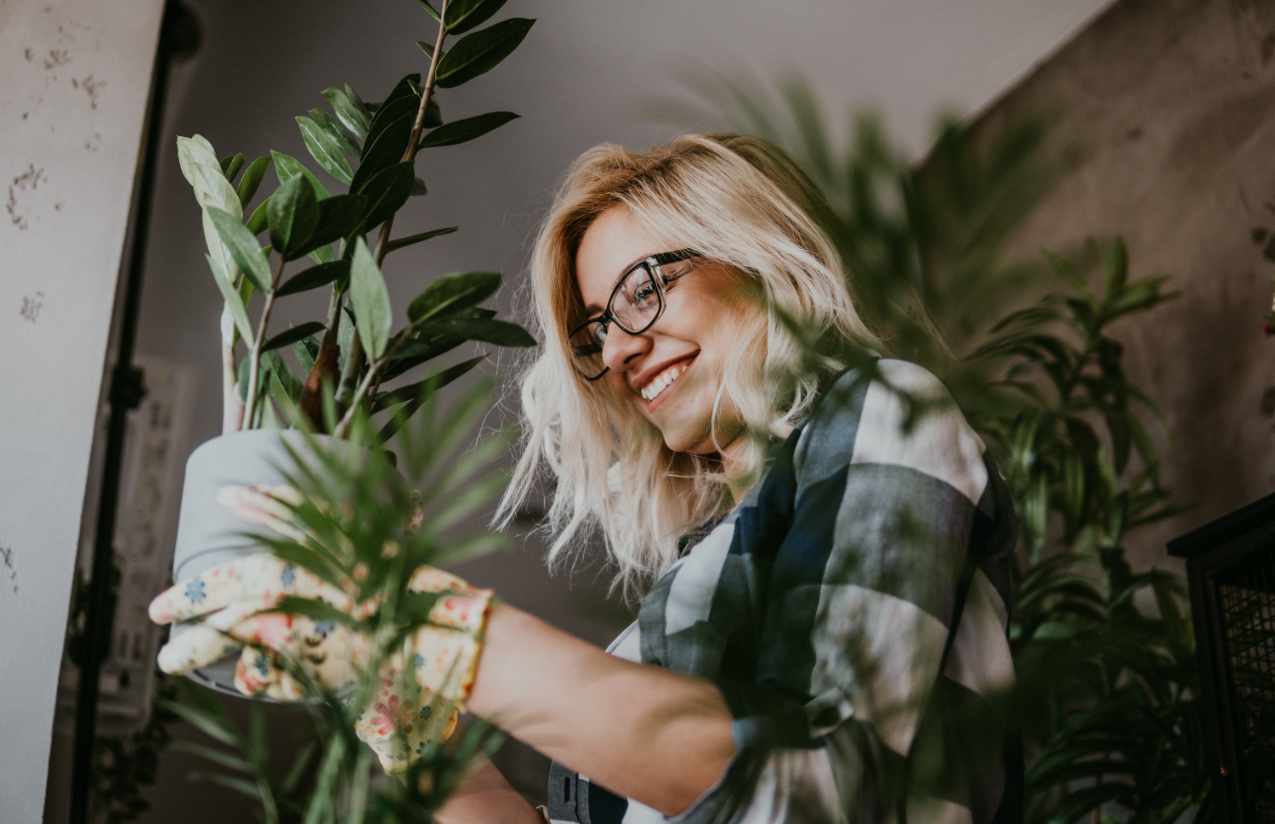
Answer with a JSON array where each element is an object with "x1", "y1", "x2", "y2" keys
[{"x1": 601, "y1": 324, "x2": 651, "y2": 374}]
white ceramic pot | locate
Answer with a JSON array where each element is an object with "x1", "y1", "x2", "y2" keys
[{"x1": 170, "y1": 429, "x2": 372, "y2": 697}]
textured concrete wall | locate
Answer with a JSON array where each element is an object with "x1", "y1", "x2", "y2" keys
[{"x1": 944, "y1": 0, "x2": 1275, "y2": 570}]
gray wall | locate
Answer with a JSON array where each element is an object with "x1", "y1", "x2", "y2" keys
[{"x1": 42, "y1": 1, "x2": 1119, "y2": 820}]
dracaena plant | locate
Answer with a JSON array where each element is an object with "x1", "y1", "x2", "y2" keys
[{"x1": 176, "y1": 0, "x2": 536, "y2": 446}]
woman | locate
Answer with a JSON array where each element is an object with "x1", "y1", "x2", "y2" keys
[{"x1": 150, "y1": 133, "x2": 1020, "y2": 823}]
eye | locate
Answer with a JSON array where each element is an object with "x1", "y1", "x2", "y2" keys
[{"x1": 632, "y1": 280, "x2": 658, "y2": 306}]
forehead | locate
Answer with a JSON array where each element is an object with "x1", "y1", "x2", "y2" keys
[{"x1": 574, "y1": 206, "x2": 665, "y2": 312}]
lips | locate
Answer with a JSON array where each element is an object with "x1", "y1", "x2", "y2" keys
[{"x1": 639, "y1": 355, "x2": 696, "y2": 411}]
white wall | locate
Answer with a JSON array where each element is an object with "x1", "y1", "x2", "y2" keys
[{"x1": 0, "y1": 1, "x2": 165, "y2": 821}]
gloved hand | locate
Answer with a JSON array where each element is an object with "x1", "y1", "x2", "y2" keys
[{"x1": 148, "y1": 484, "x2": 494, "y2": 773}]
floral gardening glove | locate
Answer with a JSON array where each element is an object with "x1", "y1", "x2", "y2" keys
[{"x1": 148, "y1": 484, "x2": 494, "y2": 774}]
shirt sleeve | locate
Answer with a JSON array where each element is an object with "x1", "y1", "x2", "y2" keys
[{"x1": 668, "y1": 360, "x2": 1019, "y2": 824}]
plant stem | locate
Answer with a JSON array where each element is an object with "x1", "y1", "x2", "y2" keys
[
  {"x1": 243, "y1": 254, "x2": 287, "y2": 428},
  {"x1": 334, "y1": 0, "x2": 451, "y2": 430},
  {"x1": 221, "y1": 314, "x2": 243, "y2": 433}
]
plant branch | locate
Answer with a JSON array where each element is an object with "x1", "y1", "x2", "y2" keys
[
  {"x1": 243, "y1": 254, "x2": 287, "y2": 427},
  {"x1": 221, "y1": 313, "x2": 243, "y2": 433},
  {"x1": 335, "y1": 0, "x2": 451, "y2": 423}
]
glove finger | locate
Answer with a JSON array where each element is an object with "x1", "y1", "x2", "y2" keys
[
  {"x1": 425, "y1": 590, "x2": 492, "y2": 633},
  {"x1": 233, "y1": 644, "x2": 281, "y2": 697},
  {"x1": 148, "y1": 554, "x2": 284, "y2": 625},
  {"x1": 216, "y1": 483, "x2": 308, "y2": 543},
  {"x1": 407, "y1": 567, "x2": 473, "y2": 595},
  {"x1": 155, "y1": 598, "x2": 275, "y2": 674}
]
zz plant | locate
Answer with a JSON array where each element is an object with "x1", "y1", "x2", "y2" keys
[{"x1": 176, "y1": 0, "x2": 536, "y2": 445}]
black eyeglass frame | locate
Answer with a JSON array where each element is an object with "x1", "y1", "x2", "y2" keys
[{"x1": 568, "y1": 247, "x2": 702, "y2": 381}]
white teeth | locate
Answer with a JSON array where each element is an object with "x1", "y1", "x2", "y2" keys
[{"x1": 639, "y1": 362, "x2": 689, "y2": 402}]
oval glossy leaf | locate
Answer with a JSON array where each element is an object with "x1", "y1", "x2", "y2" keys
[
  {"x1": 207, "y1": 252, "x2": 254, "y2": 344},
  {"x1": 419, "y1": 111, "x2": 518, "y2": 148},
  {"x1": 268, "y1": 174, "x2": 320, "y2": 260},
  {"x1": 219, "y1": 152, "x2": 246, "y2": 182},
  {"x1": 408, "y1": 271, "x2": 501, "y2": 323},
  {"x1": 177, "y1": 135, "x2": 239, "y2": 214},
  {"x1": 270, "y1": 150, "x2": 331, "y2": 200},
  {"x1": 424, "y1": 98, "x2": 442, "y2": 128},
  {"x1": 349, "y1": 238, "x2": 392, "y2": 361},
  {"x1": 296, "y1": 115, "x2": 354, "y2": 185},
  {"x1": 262, "y1": 321, "x2": 328, "y2": 353},
  {"x1": 236, "y1": 156, "x2": 270, "y2": 208},
  {"x1": 321, "y1": 86, "x2": 370, "y2": 145},
  {"x1": 351, "y1": 109, "x2": 414, "y2": 193},
  {"x1": 426, "y1": 316, "x2": 536, "y2": 347},
  {"x1": 291, "y1": 193, "x2": 368, "y2": 259},
  {"x1": 246, "y1": 198, "x2": 269, "y2": 235},
  {"x1": 276, "y1": 260, "x2": 350, "y2": 298},
  {"x1": 207, "y1": 206, "x2": 272, "y2": 292},
  {"x1": 445, "y1": 0, "x2": 507, "y2": 34},
  {"x1": 385, "y1": 226, "x2": 458, "y2": 255},
  {"x1": 372, "y1": 355, "x2": 485, "y2": 412},
  {"x1": 354, "y1": 162, "x2": 414, "y2": 234},
  {"x1": 436, "y1": 18, "x2": 534, "y2": 89}
]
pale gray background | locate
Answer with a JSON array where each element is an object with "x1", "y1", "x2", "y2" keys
[{"x1": 29, "y1": 0, "x2": 1131, "y2": 820}]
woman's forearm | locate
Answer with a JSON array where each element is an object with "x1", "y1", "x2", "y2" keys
[
  {"x1": 433, "y1": 755, "x2": 543, "y2": 824},
  {"x1": 467, "y1": 601, "x2": 736, "y2": 817}
]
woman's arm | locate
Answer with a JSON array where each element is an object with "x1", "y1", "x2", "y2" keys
[
  {"x1": 433, "y1": 755, "x2": 544, "y2": 824},
  {"x1": 466, "y1": 601, "x2": 737, "y2": 817}
]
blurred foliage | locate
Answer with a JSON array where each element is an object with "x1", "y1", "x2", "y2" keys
[{"x1": 659, "y1": 70, "x2": 1216, "y2": 821}]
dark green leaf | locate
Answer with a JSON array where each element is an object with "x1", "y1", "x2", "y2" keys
[
  {"x1": 207, "y1": 207, "x2": 272, "y2": 292},
  {"x1": 160, "y1": 700, "x2": 240, "y2": 748},
  {"x1": 187, "y1": 772, "x2": 263, "y2": 803},
  {"x1": 291, "y1": 193, "x2": 367, "y2": 259},
  {"x1": 321, "y1": 86, "x2": 370, "y2": 145},
  {"x1": 219, "y1": 152, "x2": 246, "y2": 182},
  {"x1": 417, "y1": 39, "x2": 441, "y2": 64},
  {"x1": 236, "y1": 156, "x2": 270, "y2": 208},
  {"x1": 353, "y1": 162, "x2": 414, "y2": 234},
  {"x1": 408, "y1": 271, "x2": 501, "y2": 323},
  {"x1": 416, "y1": 0, "x2": 441, "y2": 22},
  {"x1": 425, "y1": 316, "x2": 535, "y2": 347},
  {"x1": 425, "y1": 97, "x2": 442, "y2": 127},
  {"x1": 351, "y1": 102, "x2": 415, "y2": 193},
  {"x1": 245, "y1": 198, "x2": 269, "y2": 235},
  {"x1": 277, "y1": 260, "x2": 350, "y2": 298},
  {"x1": 419, "y1": 111, "x2": 518, "y2": 148},
  {"x1": 263, "y1": 322, "x2": 326, "y2": 353},
  {"x1": 349, "y1": 237, "x2": 392, "y2": 360},
  {"x1": 268, "y1": 174, "x2": 320, "y2": 260},
  {"x1": 445, "y1": 0, "x2": 508, "y2": 34},
  {"x1": 385, "y1": 226, "x2": 457, "y2": 255},
  {"x1": 270, "y1": 150, "x2": 331, "y2": 200},
  {"x1": 296, "y1": 115, "x2": 354, "y2": 185},
  {"x1": 436, "y1": 18, "x2": 534, "y2": 88},
  {"x1": 206, "y1": 252, "x2": 254, "y2": 344},
  {"x1": 170, "y1": 740, "x2": 253, "y2": 774},
  {"x1": 373, "y1": 355, "x2": 485, "y2": 412}
]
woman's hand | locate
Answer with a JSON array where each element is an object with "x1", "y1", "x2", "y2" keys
[{"x1": 147, "y1": 484, "x2": 494, "y2": 774}]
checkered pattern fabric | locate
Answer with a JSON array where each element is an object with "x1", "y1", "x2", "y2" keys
[{"x1": 547, "y1": 359, "x2": 1021, "y2": 824}]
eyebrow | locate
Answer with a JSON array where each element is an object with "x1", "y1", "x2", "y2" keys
[{"x1": 581, "y1": 253, "x2": 649, "y2": 315}]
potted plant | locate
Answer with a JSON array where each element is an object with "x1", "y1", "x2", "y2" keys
[{"x1": 170, "y1": 0, "x2": 536, "y2": 695}]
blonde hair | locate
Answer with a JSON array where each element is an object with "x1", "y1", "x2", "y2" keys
[{"x1": 492, "y1": 133, "x2": 882, "y2": 601}]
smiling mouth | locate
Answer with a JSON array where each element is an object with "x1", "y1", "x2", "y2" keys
[{"x1": 639, "y1": 356, "x2": 696, "y2": 407}]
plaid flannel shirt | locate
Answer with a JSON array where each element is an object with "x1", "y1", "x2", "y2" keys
[{"x1": 547, "y1": 359, "x2": 1021, "y2": 824}]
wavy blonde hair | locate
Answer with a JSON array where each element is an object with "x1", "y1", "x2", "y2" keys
[{"x1": 491, "y1": 133, "x2": 882, "y2": 601}]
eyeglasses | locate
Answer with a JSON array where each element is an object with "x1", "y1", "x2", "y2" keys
[{"x1": 568, "y1": 248, "x2": 702, "y2": 381}]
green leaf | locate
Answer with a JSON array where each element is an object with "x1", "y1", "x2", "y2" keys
[
  {"x1": 419, "y1": 111, "x2": 518, "y2": 148},
  {"x1": 425, "y1": 97, "x2": 442, "y2": 128},
  {"x1": 321, "y1": 86, "x2": 370, "y2": 145},
  {"x1": 296, "y1": 115, "x2": 354, "y2": 185},
  {"x1": 245, "y1": 198, "x2": 269, "y2": 235},
  {"x1": 277, "y1": 260, "x2": 350, "y2": 298},
  {"x1": 187, "y1": 772, "x2": 263, "y2": 803},
  {"x1": 426, "y1": 316, "x2": 535, "y2": 347},
  {"x1": 385, "y1": 226, "x2": 458, "y2": 255},
  {"x1": 219, "y1": 152, "x2": 246, "y2": 182},
  {"x1": 445, "y1": 0, "x2": 508, "y2": 34},
  {"x1": 268, "y1": 174, "x2": 320, "y2": 260},
  {"x1": 351, "y1": 106, "x2": 415, "y2": 193},
  {"x1": 177, "y1": 135, "x2": 240, "y2": 214},
  {"x1": 436, "y1": 18, "x2": 535, "y2": 89},
  {"x1": 263, "y1": 322, "x2": 326, "y2": 353},
  {"x1": 270, "y1": 149, "x2": 331, "y2": 200},
  {"x1": 353, "y1": 162, "x2": 414, "y2": 234},
  {"x1": 300, "y1": 193, "x2": 368, "y2": 256},
  {"x1": 160, "y1": 699, "x2": 240, "y2": 748},
  {"x1": 207, "y1": 253, "x2": 254, "y2": 343},
  {"x1": 407, "y1": 271, "x2": 501, "y2": 324},
  {"x1": 372, "y1": 355, "x2": 485, "y2": 412},
  {"x1": 171, "y1": 740, "x2": 253, "y2": 774},
  {"x1": 417, "y1": 39, "x2": 442, "y2": 64},
  {"x1": 236, "y1": 155, "x2": 270, "y2": 207},
  {"x1": 417, "y1": 0, "x2": 441, "y2": 22},
  {"x1": 207, "y1": 207, "x2": 272, "y2": 292},
  {"x1": 349, "y1": 238, "x2": 392, "y2": 360}
]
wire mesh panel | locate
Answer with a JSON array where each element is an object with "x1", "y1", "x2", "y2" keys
[
  {"x1": 1170, "y1": 492, "x2": 1275, "y2": 824},
  {"x1": 1216, "y1": 551, "x2": 1275, "y2": 821}
]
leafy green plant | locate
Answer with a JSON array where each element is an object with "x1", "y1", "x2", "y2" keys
[
  {"x1": 165, "y1": 376, "x2": 514, "y2": 822},
  {"x1": 176, "y1": 0, "x2": 535, "y2": 444},
  {"x1": 662, "y1": 71, "x2": 1212, "y2": 822}
]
